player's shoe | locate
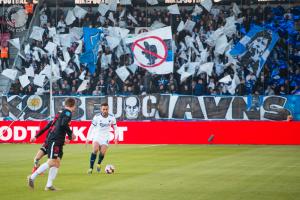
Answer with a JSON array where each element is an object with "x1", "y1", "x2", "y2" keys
[
  {"x1": 96, "y1": 164, "x2": 101, "y2": 173},
  {"x1": 87, "y1": 168, "x2": 93, "y2": 175},
  {"x1": 31, "y1": 166, "x2": 38, "y2": 173},
  {"x1": 27, "y1": 175, "x2": 34, "y2": 189},
  {"x1": 45, "y1": 186, "x2": 60, "y2": 191},
  {"x1": 32, "y1": 164, "x2": 44, "y2": 176}
]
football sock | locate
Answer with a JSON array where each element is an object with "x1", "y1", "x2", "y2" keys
[
  {"x1": 98, "y1": 153, "x2": 105, "y2": 164},
  {"x1": 34, "y1": 159, "x2": 39, "y2": 167},
  {"x1": 90, "y1": 153, "x2": 97, "y2": 169},
  {"x1": 46, "y1": 167, "x2": 58, "y2": 187},
  {"x1": 31, "y1": 162, "x2": 49, "y2": 180}
]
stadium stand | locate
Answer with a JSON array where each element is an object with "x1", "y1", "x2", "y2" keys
[{"x1": 2, "y1": 1, "x2": 300, "y2": 96}]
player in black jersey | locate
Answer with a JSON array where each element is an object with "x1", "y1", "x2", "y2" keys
[
  {"x1": 30, "y1": 111, "x2": 70, "y2": 173},
  {"x1": 27, "y1": 98, "x2": 76, "y2": 191}
]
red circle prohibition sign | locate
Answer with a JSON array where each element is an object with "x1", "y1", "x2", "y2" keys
[{"x1": 131, "y1": 36, "x2": 168, "y2": 68}]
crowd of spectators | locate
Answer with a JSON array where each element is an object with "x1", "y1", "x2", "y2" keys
[{"x1": 7, "y1": 2, "x2": 300, "y2": 96}]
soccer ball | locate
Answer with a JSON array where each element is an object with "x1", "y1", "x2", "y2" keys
[{"x1": 105, "y1": 164, "x2": 115, "y2": 174}]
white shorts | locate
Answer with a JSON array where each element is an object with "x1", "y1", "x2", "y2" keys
[{"x1": 92, "y1": 135, "x2": 109, "y2": 146}]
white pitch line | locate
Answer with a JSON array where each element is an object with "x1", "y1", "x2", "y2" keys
[{"x1": 139, "y1": 144, "x2": 168, "y2": 148}]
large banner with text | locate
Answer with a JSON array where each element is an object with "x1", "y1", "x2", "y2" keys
[
  {"x1": 1, "y1": 95, "x2": 300, "y2": 121},
  {"x1": 0, "y1": 121, "x2": 299, "y2": 144}
]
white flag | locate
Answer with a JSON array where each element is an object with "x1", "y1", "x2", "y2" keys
[
  {"x1": 146, "y1": 0, "x2": 158, "y2": 5},
  {"x1": 127, "y1": 14, "x2": 138, "y2": 25},
  {"x1": 75, "y1": 40, "x2": 83, "y2": 54},
  {"x1": 59, "y1": 34, "x2": 73, "y2": 47},
  {"x1": 98, "y1": 3, "x2": 110, "y2": 16},
  {"x1": 125, "y1": 26, "x2": 173, "y2": 75},
  {"x1": 64, "y1": 67, "x2": 74, "y2": 75},
  {"x1": 30, "y1": 26, "x2": 45, "y2": 41},
  {"x1": 58, "y1": 58, "x2": 68, "y2": 71},
  {"x1": 198, "y1": 62, "x2": 214, "y2": 76},
  {"x1": 116, "y1": 66, "x2": 130, "y2": 82},
  {"x1": 32, "y1": 50, "x2": 40, "y2": 62},
  {"x1": 19, "y1": 75, "x2": 30, "y2": 88},
  {"x1": 119, "y1": 9, "x2": 126, "y2": 19},
  {"x1": 201, "y1": 0, "x2": 212, "y2": 12},
  {"x1": 196, "y1": 36, "x2": 204, "y2": 51},
  {"x1": 63, "y1": 49, "x2": 71, "y2": 63},
  {"x1": 53, "y1": 35, "x2": 61, "y2": 46},
  {"x1": 106, "y1": 36, "x2": 121, "y2": 50},
  {"x1": 74, "y1": 54, "x2": 80, "y2": 68},
  {"x1": 25, "y1": 66, "x2": 35, "y2": 77},
  {"x1": 24, "y1": 44, "x2": 31, "y2": 55},
  {"x1": 8, "y1": 38, "x2": 20, "y2": 50},
  {"x1": 40, "y1": 65, "x2": 51, "y2": 79},
  {"x1": 167, "y1": 4, "x2": 180, "y2": 15},
  {"x1": 179, "y1": 51, "x2": 188, "y2": 60},
  {"x1": 180, "y1": 71, "x2": 192, "y2": 83},
  {"x1": 77, "y1": 80, "x2": 89, "y2": 92},
  {"x1": 224, "y1": 16, "x2": 237, "y2": 37},
  {"x1": 2, "y1": 69, "x2": 18, "y2": 81},
  {"x1": 65, "y1": 10, "x2": 76, "y2": 25},
  {"x1": 233, "y1": 3, "x2": 241, "y2": 16},
  {"x1": 109, "y1": 0, "x2": 117, "y2": 11},
  {"x1": 120, "y1": 0, "x2": 131, "y2": 5},
  {"x1": 108, "y1": 12, "x2": 116, "y2": 24},
  {"x1": 70, "y1": 27, "x2": 83, "y2": 40},
  {"x1": 192, "y1": 5, "x2": 203, "y2": 16},
  {"x1": 79, "y1": 70, "x2": 86, "y2": 80},
  {"x1": 177, "y1": 21, "x2": 184, "y2": 32},
  {"x1": 151, "y1": 21, "x2": 166, "y2": 29},
  {"x1": 219, "y1": 75, "x2": 232, "y2": 84},
  {"x1": 48, "y1": 27, "x2": 56, "y2": 38},
  {"x1": 73, "y1": 5, "x2": 87, "y2": 19},
  {"x1": 128, "y1": 64, "x2": 138, "y2": 74},
  {"x1": 214, "y1": 34, "x2": 228, "y2": 55},
  {"x1": 228, "y1": 73, "x2": 240, "y2": 95},
  {"x1": 184, "y1": 19, "x2": 196, "y2": 33},
  {"x1": 35, "y1": 88, "x2": 46, "y2": 95},
  {"x1": 44, "y1": 41, "x2": 57, "y2": 55},
  {"x1": 34, "y1": 74, "x2": 46, "y2": 87}
]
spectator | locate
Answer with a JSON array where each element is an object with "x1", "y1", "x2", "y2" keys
[{"x1": 0, "y1": 45, "x2": 9, "y2": 70}]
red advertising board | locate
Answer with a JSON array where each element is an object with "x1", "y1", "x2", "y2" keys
[{"x1": 0, "y1": 121, "x2": 299, "y2": 145}]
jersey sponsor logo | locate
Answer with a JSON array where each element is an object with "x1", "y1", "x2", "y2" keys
[{"x1": 99, "y1": 123, "x2": 110, "y2": 128}]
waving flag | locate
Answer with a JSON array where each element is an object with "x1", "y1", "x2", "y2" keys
[
  {"x1": 230, "y1": 25, "x2": 279, "y2": 77},
  {"x1": 125, "y1": 26, "x2": 173, "y2": 74},
  {"x1": 80, "y1": 27, "x2": 102, "y2": 74}
]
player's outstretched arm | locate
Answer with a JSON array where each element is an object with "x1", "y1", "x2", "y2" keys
[{"x1": 30, "y1": 120, "x2": 52, "y2": 142}]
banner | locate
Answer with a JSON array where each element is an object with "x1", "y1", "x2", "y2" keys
[
  {"x1": 126, "y1": 26, "x2": 173, "y2": 74},
  {"x1": 230, "y1": 25, "x2": 279, "y2": 77},
  {"x1": 0, "y1": 121, "x2": 299, "y2": 145},
  {"x1": 80, "y1": 27, "x2": 103, "y2": 74},
  {"x1": 1, "y1": 95, "x2": 300, "y2": 121}
]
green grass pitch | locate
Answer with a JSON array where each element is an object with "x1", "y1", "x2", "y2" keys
[{"x1": 0, "y1": 144, "x2": 299, "y2": 200}]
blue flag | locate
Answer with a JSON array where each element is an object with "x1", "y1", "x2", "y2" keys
[
  {"x1": 80, "y1": 27, "x2": 102, "y2": 74},
  {"x1": 230, "y1": 25, "x2": 279, "y2": 77}
]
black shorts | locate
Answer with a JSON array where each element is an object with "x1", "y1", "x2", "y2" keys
[
  {"x1": 40, "y1": 142, "x2": 48, "y2": 154},
  {"x1": 47, "y1": 142, "x2": 63, "y2": 159}
]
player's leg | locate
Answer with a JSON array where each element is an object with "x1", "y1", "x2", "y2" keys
[
  {"x1": 32, "y1": 146, "x2": 46, "y2": 173},
  {"x1": 96, "y1": 142, "x2": 108, "y2": 173},
  {"x1": 27, "y1": 142, "x2": 57, "y2": 189},
  {"x1": 45, "y1": 157, "x2": 61, "y2": 191},
  {"x1": 88, "y1": 141, "x2": 100, "y2": 174}
]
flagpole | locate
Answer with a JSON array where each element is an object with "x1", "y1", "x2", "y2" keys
[{"x1": 49, "y1": 57, "x2": 53, "y2": 121}]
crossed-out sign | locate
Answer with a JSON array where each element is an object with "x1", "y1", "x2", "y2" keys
[{"x1": 131, "y1": 36, "x2": 168, "y2": 68}]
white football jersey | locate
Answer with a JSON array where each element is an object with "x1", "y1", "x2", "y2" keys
[{"x1": 87, "y1": 113, "x2": 117, "y2": 141}]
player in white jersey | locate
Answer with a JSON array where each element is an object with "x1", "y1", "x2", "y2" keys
[{"x1": 86, "y1": 102, "x2": 118, "y2": 174}]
